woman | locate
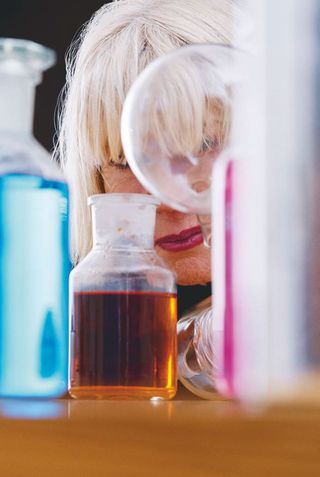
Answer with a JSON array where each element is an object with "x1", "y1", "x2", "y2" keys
[{"x1": 56, "y1": 0, "x2": 236, "y2": 292}]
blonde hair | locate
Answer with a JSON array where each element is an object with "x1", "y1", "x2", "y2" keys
[{"x1": 56, "y1": 0, "x2": 237, "y2": 263}]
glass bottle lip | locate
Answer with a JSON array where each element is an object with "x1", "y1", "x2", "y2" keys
[
  {"x1": 88, "y1": 193, "x2": 161, "y2": 207},
  {"x1": 0, "y1": 38, "x2": 56, "y2": 74}
]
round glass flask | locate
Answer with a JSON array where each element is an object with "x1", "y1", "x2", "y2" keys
[
  {"x1": 69, "y1": 193, "x2": 177, "y2": 400},
  {"x1": 121, "y1": 44, "x2": 249, "y2": 399}
]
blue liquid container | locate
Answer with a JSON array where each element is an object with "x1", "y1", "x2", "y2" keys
[{"x1": 0, "y1": 39, "x2": 69, "y2": 397}]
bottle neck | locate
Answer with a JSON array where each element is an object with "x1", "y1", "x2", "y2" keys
[
  {"x1": 0, "y1": 74, "x2": 36, "y2": 135},
  {"x1": 91, "y1": 202, "x2": 156, "y2": 250}
]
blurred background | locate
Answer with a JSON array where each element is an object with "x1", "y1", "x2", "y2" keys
[{"x1": 0, "y1": 0, "x2": 111, "y2": 151}]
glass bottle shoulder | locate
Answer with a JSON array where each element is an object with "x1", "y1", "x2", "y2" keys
[
  {"x1": 0, "y1": 132, "x2": 65, "y2": 182},
  {"x1": 70, "y1": 247, "x2": 176, "y2": 294}
]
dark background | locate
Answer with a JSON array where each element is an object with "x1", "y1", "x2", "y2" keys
[{"x1": 0, "y1": 0, "x2": 111, "y2": 151}]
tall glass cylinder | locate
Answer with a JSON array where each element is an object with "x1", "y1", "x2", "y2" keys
[{"x1": 213, "y1": 0, "x2": 320, "y2": 403}]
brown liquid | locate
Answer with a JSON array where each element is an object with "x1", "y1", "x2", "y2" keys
[{"x1": 69, "y1": 291, "x2": 177, "y2": 400}]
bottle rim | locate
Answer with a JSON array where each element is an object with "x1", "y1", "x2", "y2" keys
[
  {"x1": 88, "y1": 193, "x2": 161, "y2": 207},
  {"x1": 0, "y1": 38, "x2": 56, "y2": 73}
]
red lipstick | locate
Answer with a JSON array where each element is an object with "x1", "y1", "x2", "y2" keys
[{"x1": 155, "y1": 226, "x2": 203, "y2": 252}]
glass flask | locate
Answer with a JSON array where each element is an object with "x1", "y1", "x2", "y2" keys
[
  {"x1": 69, "y1": 193, "x2": 177, "y2": 400},
  {"x1": 177, "y1": 297, "x2": 219, "y2": 399},
  {"x1": 0, "y1": 38, "x2": 69, "y2": 397},
  {"x1": 121, "y1": 43, "x2": 247, "y2": 399},
  {"x1": 121, "y1": 43, "x2": 247, "y2": 246}
]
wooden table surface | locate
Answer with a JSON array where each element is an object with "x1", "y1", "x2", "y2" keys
[{"x1": 0, "y1": 393, "x2": 319, "y2": 477}]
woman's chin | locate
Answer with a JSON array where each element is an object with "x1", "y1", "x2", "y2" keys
[
  {"x1": 175, "y1": 271, "x2": 211, "y2": 286},
  {"x1": 156, "y1": 246, "x2": 211, "y2": 286},
  {"x1": 176, "y1": 277, "x2": 210, "y2": 286}
]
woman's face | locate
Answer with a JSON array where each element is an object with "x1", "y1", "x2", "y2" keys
[{"x1": 102, "y1": 162, "x2": 211, "y2": 286}]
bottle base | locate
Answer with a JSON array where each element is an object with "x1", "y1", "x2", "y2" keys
[{"x1": 69, "y1": 385, "x2": 176, "y2": 400}]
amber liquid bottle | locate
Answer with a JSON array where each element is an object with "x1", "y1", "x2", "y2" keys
[{"x1": 69, "y1": 193, "x2": 177, "y2": 399}]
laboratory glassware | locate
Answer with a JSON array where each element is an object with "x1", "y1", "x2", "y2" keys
[
  {"x1": 121, "y1": 43, "x2": 246, "y2": 246},
  {"x1": 177, "y1": 297, "x2": 219, "y2": 399},
  {"x1": 121, "y1": 43, "x2": 247, "y2": 398},
  {"x1": 69, "y1": 193, "x2": 177, "y2": 400},
  {"x1": 0, "y1": 38, "x2": 69, "y2": 397},
  {"x1": 213, "y1": 0, "x2": 320, "y2": 403}
]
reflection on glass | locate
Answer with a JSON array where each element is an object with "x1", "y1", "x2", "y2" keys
[{"x1": 0, "y1": 399, "x2": 66, "y2": 420}]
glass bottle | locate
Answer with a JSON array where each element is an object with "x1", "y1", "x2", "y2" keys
[
  {"x1": 69, "y1": 193, "x2": 177, "y2": 400},
  {"x1": 0, "y1": 38, "x2": 69, "y2": 397}
]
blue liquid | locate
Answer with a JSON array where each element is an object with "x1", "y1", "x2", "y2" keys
[{"x1": 0, "y1": 174, "x2": 69, "y2": 397}]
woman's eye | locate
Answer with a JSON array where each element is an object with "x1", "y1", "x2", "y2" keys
[
  {"x1": 169, "y1": 154, "x2": 191, "y2": 174},
  {"x1": 109, "y1": 161, "x2": 130, "y2": 170}
]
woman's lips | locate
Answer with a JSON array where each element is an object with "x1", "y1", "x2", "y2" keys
[{"x1": 155, "y1": 226, "x2": 203, "y2": 252}]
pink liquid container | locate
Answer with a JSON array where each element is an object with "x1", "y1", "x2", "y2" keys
[{"x1": 213, "y1": 0, "x2": 320, "y2": 404}]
